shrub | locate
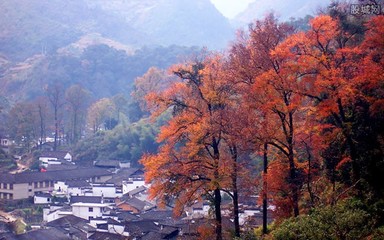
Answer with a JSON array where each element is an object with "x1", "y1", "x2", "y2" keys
[{"x1": 272, "y1": 199, "x2": 373, "y2": 240}]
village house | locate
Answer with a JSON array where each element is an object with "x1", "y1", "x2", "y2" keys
[
  {"x1": 46, "y1": 215, "x2": 96, "y2": 239},
  {"x1": 39, "y1": 151, "x2": 72, "y2": 168},
  {"x1": 34, "y1": 192, "x2": 53, "y2": 204},
  {"x1": 121, "y1": 176, "x2": 146, "y2": 194},
  {"x1": 0, "y1": 168, "x2": 113, "y2": 200},
  {"x1": 0, "y1": 138, "x2": 13, "y2": 154},
  {"x1": 91, "y1": 183, "x2": 122, "y2": 198},
  {"x1": 43, "y1": 205, "x2": 73, "y2": 222},
  {"x1": 116, "y1": 196, "x2": 155, "y2": 214},
  {"x1": 54, "y1": 179, "x2": 91, "y2": 197}
]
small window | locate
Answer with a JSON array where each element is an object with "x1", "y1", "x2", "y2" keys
[
  {"x1": 9, "y1": 194, "x2": 13, "y2": 200},
  {"x1": 34, "y1": 182, "x2": 38, "y2": 188},
  {"x1": 89, "y1": 207, "x2": 93, "y2": 212},
  {"x1": 47, "y1": 198, "x2": 50, "y2": 202},
  {"x1": 3, "y1": 183, "x2": 7, "y2": 189},
  {"x1": 28, "y1": 189, "x2": 32, "y2": 192},
  {"x1": 10, "y1": 184, "x2": 13, "y2": 190},
  {"x1": 29, "y1": 182, "x2": 32, "y2": 186}
]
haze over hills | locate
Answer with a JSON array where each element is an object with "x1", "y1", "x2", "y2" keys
[
  {"x1": 0, "y1": 0, "x2": 233, "y2": 102},
  {"x1": 0, "y1": 0, "x2": 233, "y2": 62},
  {"x1": 232, "y1": 0, "x2": 332, "y2": 26},
  {"x1": 87, "y1": 0, "x2": 233, "y2": 49},
  {"x1": 0, "y1": 0, "x2": 333, "y2": 104}
]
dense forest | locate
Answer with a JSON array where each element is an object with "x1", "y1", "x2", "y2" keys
[
  {"x1": 0, "y1": 0, "x2": 383, "y2": 239},
  {"x1": 139, "y1": 8, "x2": 384, "y2": 240}
]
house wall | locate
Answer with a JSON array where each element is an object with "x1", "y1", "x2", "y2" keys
[
  {"x1": 92, "y1": 186, "x2": 116, "y2": 198},
  {"x1": 72, "y1": 204, "x2": 107, "y2": 220},
  {"x1": 68, "y1": 187, "x2": 84, "y2": 196},
  {"x1": 39, "y1": 157, "x2": 58, "y2": 164},
  {"x1": 0, "y1": 172, "x2": 112, "y2": 200},
  {"x1": 122, "y1": 179, "x2": 145, "y2": 194},
  {"x1": 64, "y1": 153, "x2": 72, "y2": 161},
  {"x1": 54, "y1": 182, "x2": 68, "y2": 193},
  {"x1": 0, "y1": 181, "x2": 55, "y2": 200},
  {"x1": 43, "y1": 208, "x2": 72, "y2": 222},
  {"x1": 34, "y1": 196, "x2": 51, "y2": 204},
  {"x1": 108, "y1": 224, "x2": 125, "y2": 235}
]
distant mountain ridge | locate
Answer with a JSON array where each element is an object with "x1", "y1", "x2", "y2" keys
[
  {"x1": 86, "y1": 0, "x2": 234, "y2": 49},
  {"x1": 0, "y1": 0, "x2": 233, "y2": 62}
]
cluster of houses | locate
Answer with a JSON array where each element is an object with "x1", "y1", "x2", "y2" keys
[{"x1": 0, "y1": 150, "x2": 270, "y2": 239}]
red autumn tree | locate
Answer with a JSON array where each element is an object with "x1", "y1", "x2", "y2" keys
[
  {"x1": 141, "y1": 54, "x2": 241, "y2": 240},
  {"x1": 275, "y1": 14, "x2": 384, "y2": 200}
]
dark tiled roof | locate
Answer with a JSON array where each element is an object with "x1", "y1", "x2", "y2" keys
[
  {"x1": 46, "y1": 164, "x2": 77, "y2": 171},
  {"x1": 46, "y1": 215, "x2": 86, "y2": 228},
  {"x1": 124, "y1": 220, "x2": 160, "y2": 236},
  {"x1": 95, "y1": 223, "x2": 108, "y2": 230},
  {"x1": 106, "y1": 218, "x2": 122, "y2": 225},
  {"x1": 17, "y1": 228, "x2": 71, "y2": 240},
  {"x1": 120, "y1": 197, "x2": 153, "y2": 211},
  {"x1": 128, "y1": 185, "x2": 147, "y2": 196},
  {"x1": 94, "y1": 160, "x2": 120, "y2": 168},
  {"x1": 106, "y1": 168, "x2": 140, "y2": 185},
  {"x1": 116, "y1": 211, "x2": 140, "y2": 222},
  {"x1": 0, "y1": 168, "x2": 112, "y2": 184},
  {"x1": 141, "y1": 231, "x2": 164, "y2": 240},
  {"x1": 66, "y1": 179, "x2": 90, "y2": 188},
  {"x1": 88, "y1": 232, "x2": 125, "y2": 240},
  {"x1": 39, "y1": 151, "x2": 70, "y2": 159},
  {"x1": 139, "y1": 210, "x2": 174, "y2": 221},
  {"x1": 70, "y1": 196, "x2": 102, "y2": 204},
  {"x1": 34, "y1": 192, "x2": 52, "y2": 198}
]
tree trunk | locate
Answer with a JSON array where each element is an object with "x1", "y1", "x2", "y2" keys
[
  {"x1": 230, "y1": 146, "x2": 240, "y2": 238},
  {"x1": 263, "y1": 142, "x2": 268, "y2": 234},
  {"x1": 288, "y1": 112, "x2": 299, "y2": 217},
  {"x1": 214, "y1": 188, "x2": 222, "y2": 240},
  {"x1": 54, "y1": 108, "x2": 58, "y2": 151},
  {"x1": 212, "y1": 137, "x2": 222, "y2": 240},
  {"x1": 38, "y1": 104, "x2": 44, "y2": 150}
]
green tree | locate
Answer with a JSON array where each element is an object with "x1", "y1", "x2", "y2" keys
[{"x1": 65, "y1": 84, "x2": 90, "y2": 144}]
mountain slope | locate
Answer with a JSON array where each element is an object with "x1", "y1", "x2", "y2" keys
[
  {"x1": 86, "y1": 0, "x2": 234, "y2": 49},
  {"x1": 0, "y1": 0, "x2": 147, "y2": 61},
  {"x1": 0, "y1": 0, "x2": 233, "y2": 62}
]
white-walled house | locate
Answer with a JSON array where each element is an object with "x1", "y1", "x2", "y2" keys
[
  {"x1": 0, "y1": 168, "x2": 113, "y2": 200},
  {"x1": 92, "y1": 183, "x2": 122, "y2": 198},
  {"x1": 239, "y1": 207, "x2": 261, "y2": 225},
  {"x1": 34, "y1": 192, "x2": 52, "y2": 204},
  {"x1": 187, "y1": 201, "x2": 210, "y2": 218},
  {"x1": 122, "y1": 177, "x2": 145, "y2": 194},
  {"x1": 43, "y1": 205, "x2": 73, "y2": 222},
  {"x1": 39, "y1": 151, "x2": 72, "y2": 168},
  {"x1": 54, "y1": 180, "x2": 91, "y2": 197},
  {"x1": 72, "y1": 202, "x2": 111, "y2": 220}
]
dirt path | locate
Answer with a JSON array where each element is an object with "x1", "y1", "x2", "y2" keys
[
  {"x1": 9, "y1": 161, "x2": 28, "y2": 174},
  {"x1": 0, "y1": 210, "x2": 17, "y2": 222}
]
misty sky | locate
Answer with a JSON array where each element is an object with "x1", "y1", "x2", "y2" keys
[{"x1": 210, "y1": 0, "x2": 255, "y2": 18}]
